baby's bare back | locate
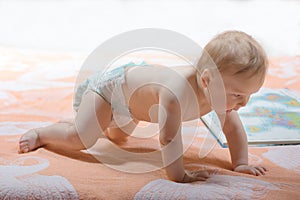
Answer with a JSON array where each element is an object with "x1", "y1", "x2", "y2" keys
[{"x1": 123, "y1": 65, "x2": 209, "y2": 122}]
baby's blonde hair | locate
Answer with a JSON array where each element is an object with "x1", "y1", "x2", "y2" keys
[{"x1": 198, "y1": 30, "x2": 268, "y2": 81}]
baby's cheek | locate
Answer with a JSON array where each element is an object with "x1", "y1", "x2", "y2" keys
[{"x1": 226, "y1": 97, "x2": 236, "y2": 107}]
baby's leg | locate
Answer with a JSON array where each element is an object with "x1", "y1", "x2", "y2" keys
[
  {"x1": 105, "y1": 118, "x2": 139, "y2": 144},
  {"x1": 19, "y1": 91, "x2": 112, "y2": 153},
  {"x1": 19, "y1": 122, "x2": 80, "y2": 153}
]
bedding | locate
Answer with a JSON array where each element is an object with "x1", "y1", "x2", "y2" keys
[{"x1": 0, "y1": 46, "x2": 299, "y2": 199}]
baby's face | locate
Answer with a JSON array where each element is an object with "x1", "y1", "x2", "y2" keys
[{"x1": 222, "y1": 73, "x2": 264, "y2": 113}]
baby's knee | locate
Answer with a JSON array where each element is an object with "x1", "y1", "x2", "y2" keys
[
  {"x1": 66, "y1": 124, "x2": 78, "y2": 136},
  {"x1": 105, "y1": 127, "x2": 129, "y2": 144},
  {"x1": 66, "y1": 125, "x2": 86, "y2": 150}
]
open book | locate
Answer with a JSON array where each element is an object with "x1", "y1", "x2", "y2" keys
[{"x1": 201, "y1": 88, "x2": 300, "y2": 147}]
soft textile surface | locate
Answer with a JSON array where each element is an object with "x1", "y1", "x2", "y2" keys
[{"x1": 0, "y1": 46, "x2": 299, "y2": 199}]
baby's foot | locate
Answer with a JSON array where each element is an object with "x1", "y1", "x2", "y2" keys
[{"x1": 19, "y1": 129, "x2": 41, "y2": 153}]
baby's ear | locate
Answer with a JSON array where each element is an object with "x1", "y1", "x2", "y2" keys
[{"x1": 200, "y1": 69, "x2": 212, "y2": 88}]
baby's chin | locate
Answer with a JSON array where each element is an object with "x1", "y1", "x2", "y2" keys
[{"x1": 213, "y1": 108, "x2": 234, "y2": 115}]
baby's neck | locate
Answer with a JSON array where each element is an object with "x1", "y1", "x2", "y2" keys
[{"x1": 187, "y1": 70, "x2": 212, "y2": 117}]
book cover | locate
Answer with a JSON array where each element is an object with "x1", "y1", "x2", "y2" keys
[{"x1": 200, "y1": 88, "x2": 300, "y2": 147}]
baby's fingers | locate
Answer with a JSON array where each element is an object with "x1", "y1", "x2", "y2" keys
[
  {"x1": 191, "y1": 170, "x2": 211, "y2": 178},
  {"x1": 247, "y1": 168, "x2": 257, "y2": 176},
  {"x1": 196, "y1": 171, "x2": 211, "y2": 181},
  {"x1": 183, "y1": 170, "x2": 211, "y2": 182},
  {"x1": 255, "y1": 166, "x2": 267, "y2": 176},
  {"x1": 254, "y1": 168, "x2": 263, "y2": 176},
  {"x1": 190, "y1": 176, "x2": 208, "y2": 182},
  {"x1": 234, "y1": 165, "x2": 256, "y2": 175}
]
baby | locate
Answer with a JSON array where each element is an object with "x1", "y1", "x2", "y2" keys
[{"x1": 19, "y1": 30, "x2": 268, "y2": 183}]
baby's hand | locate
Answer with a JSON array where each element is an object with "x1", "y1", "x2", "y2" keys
[
  {"x1": 181, "y1": 170, "x2": 211, "y2": 183},
  {"x1": 234, "y1": 165, "x2": 267, "y2": 176}
]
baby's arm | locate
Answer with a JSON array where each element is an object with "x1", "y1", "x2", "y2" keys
[
  {"x1": 159, "y1": 90, "x2": 210, "y2": 182},
  {"x1": 222, "y1": 111, "x2": 267, "y2": 176}
]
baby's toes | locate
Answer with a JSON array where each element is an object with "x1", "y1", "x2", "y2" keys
[
  {"x1": 19, "y1": 142, "x2": 30, "y2": 153},
  {"x1": 18, "y1": 130, "x2": 40, "y2": 154}
]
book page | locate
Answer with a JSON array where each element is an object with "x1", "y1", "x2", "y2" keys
[{"x1": 238, "y1": 88, "x2": 300, "y2": 145}]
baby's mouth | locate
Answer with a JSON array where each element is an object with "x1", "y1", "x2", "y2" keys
[{"x1": 226, "y1": 109, "x2": 232, "y2": 113}]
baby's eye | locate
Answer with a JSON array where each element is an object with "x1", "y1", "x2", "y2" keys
[{"x1": 233, "y1": 94, "x2": 241, "y2": 97}]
